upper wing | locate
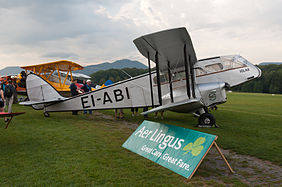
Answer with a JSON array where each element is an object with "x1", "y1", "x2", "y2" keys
[
  {"x1": 134, "y1": 27, "x2": 198, "y2": 107},
  {"x1": 133, "y1": 27, "x2": 197, "y2": 71}
]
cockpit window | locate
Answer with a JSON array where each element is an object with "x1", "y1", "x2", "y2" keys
[
  {"x1": 199, "y1": 57, "x2": 247, "y2": 75},
  {"x1": 221, "y1": 57, "x2": 247, "y2": 70},
  {"x1": 205, "y1": 63, "x2": 223, "y2": 73}
]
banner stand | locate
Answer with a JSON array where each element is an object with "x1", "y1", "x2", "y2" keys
[
  {"x1": 214, "y1": 142, "x2": 235, "y2": 174},
  {"x1": 188, "y1": 137, "x2": 235, "y2": 180}
]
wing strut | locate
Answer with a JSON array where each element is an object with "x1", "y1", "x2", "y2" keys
[
  {"x1": 155, "y1": 51, "x2": 162, "y2": 105},
  {"x1": 167, "y1": 60, "x2": 174, "y2": 103},
  {"x1": 184, "y1": 44, "x2": 191, "y2": 99},
  {"x1": 189, "y1": 54, "x2": 196, "y2": 98},
  {"x1": 147, "y1": 52, "x2": 155, "y2": 108}
]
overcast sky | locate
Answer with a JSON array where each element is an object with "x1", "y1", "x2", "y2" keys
[{"x1": 0, "y1": 0, "x2": 282, "y2": 69}]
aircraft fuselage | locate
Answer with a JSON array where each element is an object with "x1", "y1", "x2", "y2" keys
[{"x1": 44, "y1": 55, "x2": 260, "y2": 114}]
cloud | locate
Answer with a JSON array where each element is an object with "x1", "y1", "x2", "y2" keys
[
  {"x1": 0, "y1": 0, "x2": 282, "y2": 70},
  {"x1": 42, "y1": 52, "x2": 80, "y2": 59}
]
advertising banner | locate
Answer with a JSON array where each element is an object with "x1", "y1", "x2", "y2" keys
[{"x1": 122, "y1": 120, "x2": 217, "y2": 178}]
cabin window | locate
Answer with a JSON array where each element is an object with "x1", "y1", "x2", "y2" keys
[
  {"x1": 205, "y1": 63, "x2": 223, "y2": 73},
  {"x1": 153, "y1": 74, "x2": 168, "y2": 84},
  {"x1": 195, "y1": 67, "x2": 207, "y2": 76},
  {"x1": 172, "y1": 71, "x2": 185, "y2": 81},
  {"x1": 221, "y1": 57, "x2": 247, "y2": 70}
]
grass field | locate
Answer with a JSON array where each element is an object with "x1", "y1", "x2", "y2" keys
[
  {"x1": 0, "y1": 92, "x2": 281, "y2": 186},
  {"x1": 103, "y1": 92, "x2": 282, "y2": 165}
]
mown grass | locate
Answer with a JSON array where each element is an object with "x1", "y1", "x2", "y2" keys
[
  {"x1": 0, "y1": 104, "x2": 235, "y2": 186},
  {"x1": 102, "y1": 92, "x2": 282, "y2": 165},
  {"x1": 0, "y1": 105, "x2": 187, "y2": 186},
  {"x1": 0, "y1": 92, "x2": 281, "y2": 186}
]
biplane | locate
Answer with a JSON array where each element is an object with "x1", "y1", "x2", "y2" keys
[
  {"x1": 20, "y1": 27, "x2": 261, "y2": 127},
  {"x1": 21, "y1": 60, "x2": 86, "y2": 97}
]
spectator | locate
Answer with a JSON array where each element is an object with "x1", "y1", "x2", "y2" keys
[
  {"x1": 115, "y1": 109, "x2": 124, "y2": 119},
  {"x1": 12, "y1": 80, "x2": 18, "y2": 104},
  {"x1": 4, "y1": 80, "x2": 16, "y2": 120},
  {"x1": 131, "y1": 107, "x2": 139, "y2": 116},
  {"x1": 81, "y1": 79, "x2": 93, "y2": 114},
  {"x1": 19, "y1": 71, "x2": 27, "y2": 88},
  {"x1": 1, "y1": 80, "x2": 6, "y2": 91},
  {"x1": 143, "y1": 107, "x2": 148, "y2": 119},
  {"x1": 70, "y1": 79, "x2": 79, "y2": 115},
  {"x1": 0, "y1": 87, "x2": 5, "y2": 113},
  {"x1": 154, "y1": 111, "x2": 164, "y2": 119}
]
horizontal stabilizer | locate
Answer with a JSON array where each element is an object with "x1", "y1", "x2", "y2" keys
[
  {"x1": 141, "y1": 99, "x2": 203, "y2": 115},
  {"x1": 20, "y1": 98, "x2": 67, "y2": 106}
]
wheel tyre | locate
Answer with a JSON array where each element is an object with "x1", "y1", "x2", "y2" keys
[
  {"x1": 44, "y1": 112, "x2": 50, "y2": 117},
  {"x1": 198, "y1": 113, "x2": 215, "y2": 127}
]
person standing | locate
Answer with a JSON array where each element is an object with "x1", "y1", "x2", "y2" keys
[
  {"x1": 131, "y1": 107, "x2": 139, "y2": 116},
  {"x1": 143, "y1": 107, "x2": 148, "y2": 119},
  {"x1": 12, "y1": 80, "x2": 18, "y2": 104},
  {"x1": 81, "y1": 79, "x2": 93, "y2": 114},
  {"x1": 70, "y1": 79, "x2": 79, "y2": 115},
  {"x1": 154, "y1": 111, "x2": 164, "y2": 119},
  {"x1": 0, "y1": 87, "x2": 5, "y2": 113},
  {"x1": 115, "y1": 109, "x2": 124, "y2": 119},
  {"x1": 1, "y1": 80, "x2": 6, "y2": 91},
  {"x1": 4, "y1": 80, "x2": 16, "y2": 114}
]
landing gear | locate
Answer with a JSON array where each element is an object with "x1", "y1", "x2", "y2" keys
[
  {"x1": 196, "y1": 107, "x2": 218, "y2": 128},
  {"x1": 198, "y1": 113, "x2": 216, "y2": 127}
]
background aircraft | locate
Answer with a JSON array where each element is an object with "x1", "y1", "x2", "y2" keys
[
  {"x1": 21, "y1": 60, "x2": 90, "y2": 97},
  {"x1": 20, "y1": 27, "x2": 261, "y2": 127}
]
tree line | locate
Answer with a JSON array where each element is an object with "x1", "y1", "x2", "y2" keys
[
  {"x1": 90, "y1": 68, "x2": 149, "y2": 85},
  {"x1": 90, "y1": 65, "x2": 282, "y2": 94},
  {"x1": 232, "y1": 65, "x2": 282, "y2": 94}
]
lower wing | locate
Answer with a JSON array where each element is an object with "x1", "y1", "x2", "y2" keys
[{"x1": 141, "y1": 99, "x2": 203, "y2": 115}]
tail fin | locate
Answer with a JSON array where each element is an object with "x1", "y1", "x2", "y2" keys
[{"x1": 20, "y1": 73, "x2": 66, "y2": 108}]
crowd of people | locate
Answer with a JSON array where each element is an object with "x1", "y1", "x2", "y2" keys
[
  {"x1": 70, "y1": 79, "x2": 94, "y2": 115},
  {"x1": 0, "y1": 79, "x2": 17, "y2": 121}
]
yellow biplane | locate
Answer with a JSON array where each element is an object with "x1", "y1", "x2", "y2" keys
[{"x1": 21, "y1": 60, "x2": 85, "y2": 97}]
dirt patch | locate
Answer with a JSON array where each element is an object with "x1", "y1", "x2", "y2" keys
[
  {"x1": 92, "y1": 112, "x2": 139, "y2": 129},
  {"x1": 198, "y1": 147, "x2": 282, "y2": 186}
]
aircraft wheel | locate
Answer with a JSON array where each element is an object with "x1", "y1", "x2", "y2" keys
[
  {"x1": 198, "y1": 113, "x2": 215, "y2": 127},
  {"x1": 44, "y1": 112, "x2": 50, "y2": 117}
]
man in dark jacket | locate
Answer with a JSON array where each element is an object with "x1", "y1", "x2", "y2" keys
[
  {"x1": 4, "y1": 80, "x2": 16, "y2": 118},
  {"x1": 70, "y1": 79, "x2": 79, "y2": 115},
  {"x1": 81, "y1": 79, "x2": 92, "y2": 114}
]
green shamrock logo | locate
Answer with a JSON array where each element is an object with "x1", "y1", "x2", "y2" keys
[{"x1": 183, "y1": 137, "x2": 206, "y2": 156}]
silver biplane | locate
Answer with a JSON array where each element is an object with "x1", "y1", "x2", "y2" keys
[{"x1": 20, "y1": 28, "x2": 261, "y2": 127}]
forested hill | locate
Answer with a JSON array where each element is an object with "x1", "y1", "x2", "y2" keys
[
  {"x1": 90, "y1": 68, "x2": 149, "y2": 85},
  {"x1": 233, "y1": 64, "x2": 282, "y2": 94},
  {"x1": 76, "y1": 59, "x2": 147, "y2": 75},
  {"x1": 93, "y1": 65, "x2": 282, "y2": 94}
]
